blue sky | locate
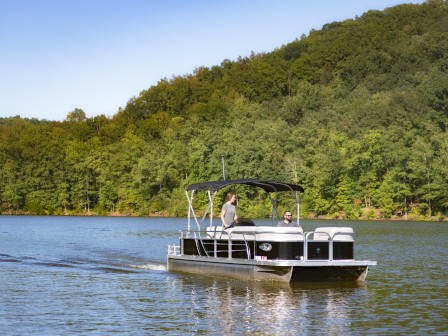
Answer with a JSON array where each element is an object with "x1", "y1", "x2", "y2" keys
[{"x1": 0, "y1": 0, "x2": 424, "y2": 121}]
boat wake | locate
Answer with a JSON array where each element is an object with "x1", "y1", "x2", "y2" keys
[
  {"x1": 127, "y1": 263, "x2": 166, "y2": 271},
  {"x1": 1, "y1": 252, "x2": 167, "y2": 273}
]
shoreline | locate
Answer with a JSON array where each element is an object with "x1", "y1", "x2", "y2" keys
[{"x1": 1, "y1": 211, "x2": 447, "y2": 222}]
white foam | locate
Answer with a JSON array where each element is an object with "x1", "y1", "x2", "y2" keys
[{"x1": 127, "y1": 263, "x2": 166, "y2": 271}]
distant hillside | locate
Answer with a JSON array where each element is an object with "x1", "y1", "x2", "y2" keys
[{"x1": 1, "y1": 0, "x2": 447, "y2": 220}]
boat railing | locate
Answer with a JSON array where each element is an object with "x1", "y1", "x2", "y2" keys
[
  {"x1": 192, "y1": 230, "x2": 251, "y2": 258},
  {"x1": 227, "y1": 229, "x2": 305, "y2": 260},
  {"x1": 177, "y1": 226, "x2": 355, "y2": 262},
  {"x1": 167, "y1": 243, "x2": 180, "y2": 255},
  {"x1": 305, "y1": 229, "x2": 355, "y2": 261},
  {"x1": 183, "y1": 228, "x2": 304, "y2": 260}
]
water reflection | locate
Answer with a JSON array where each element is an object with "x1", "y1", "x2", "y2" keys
[{"x1": 170, "y1": 275, "x2": 368, "y2": 334}]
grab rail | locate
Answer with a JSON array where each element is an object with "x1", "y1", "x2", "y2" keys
[
  {"x1": 180, "y1": 228, "x2": 352, "y2": 261},
  {"x1": 167, "y1": 244, "x2": 180, "y2": 255},
  {"x1": 189, "y1": 229, "x2": 305, "y2": 260}
]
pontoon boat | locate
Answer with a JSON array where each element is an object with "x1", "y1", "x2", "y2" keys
[{"x1": 167, "y1": 179, "x2": 376, "y2": 283}]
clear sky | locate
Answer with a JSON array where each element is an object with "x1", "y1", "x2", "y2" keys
[{"x1": 0, "y1": 0, "x2": 424, "y2": 121}]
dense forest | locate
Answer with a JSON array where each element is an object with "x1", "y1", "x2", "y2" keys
[{"x1": 1, "y1": 1, "x2": 447, "y2": 220}]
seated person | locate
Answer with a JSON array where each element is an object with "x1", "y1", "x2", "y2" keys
[{"x1": 277, "y1": 211, "x2": 300, "y2": 227}]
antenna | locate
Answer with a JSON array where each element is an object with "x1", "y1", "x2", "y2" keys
[{"x1": 221, "y1": 154, "x2": 226, "y2": 180}]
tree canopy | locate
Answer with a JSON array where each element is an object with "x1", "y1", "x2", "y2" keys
[{"x1": 1, "y1": 1, "x2": 447, "y2": 220}]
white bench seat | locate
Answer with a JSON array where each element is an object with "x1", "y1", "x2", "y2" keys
[
  {"x1": 313, "y1": 227, "x2": 354, "y2": 241},
  {"x1": 205, "y1": 225, "x2": 304, "y2": 241}
]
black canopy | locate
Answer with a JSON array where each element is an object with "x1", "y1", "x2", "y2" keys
[{"x1": 186, "y1": 178, "x2": 304, "y2": 193}]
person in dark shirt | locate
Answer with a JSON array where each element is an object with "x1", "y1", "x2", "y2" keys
[{"x1": 277, "y1": 211, "x2": 299, "y2": 227}]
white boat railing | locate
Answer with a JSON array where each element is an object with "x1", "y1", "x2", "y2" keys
[
  {"x1": 167, "y1": 243, "x2": 180, "y2": 255},
  {"x1": 171, "y1": 227, "x2": 355, "y2": 262}
]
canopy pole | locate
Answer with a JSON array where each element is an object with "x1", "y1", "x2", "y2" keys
[
  {"x1": 208, "y1": 190, "x2": 213, "y2": 227},
  {"x1": 186, "y1": 190, "x2": 193, "y2": 233},
  {"x1": 221, "y1": 154, "x2": 226, "y2": 180},
  {"x1": 294, "y1": 191, "x2": 300, "y2": 227}
]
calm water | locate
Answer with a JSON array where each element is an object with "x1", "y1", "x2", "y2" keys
[{"x1": 0, "y1": 216, "x2": 446, "y2": 335}]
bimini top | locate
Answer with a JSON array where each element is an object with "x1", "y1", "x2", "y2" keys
[{"x1": 186, "y1": 178, "x2": 304, "y2": 193}]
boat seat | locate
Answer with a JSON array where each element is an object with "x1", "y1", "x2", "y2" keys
[
  {"x1": 313, "y1": 227, "x2": 354, "y2": 241},
  {"x1": 205, "y1": 225, "x2": 304, "y2": 241},
  {"x1": 234, "y1": 218, "x2": 255, "y2": 226}
]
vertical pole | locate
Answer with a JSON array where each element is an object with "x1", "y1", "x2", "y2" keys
[
  {"x1": 221, "y1": 154, "x2": 226, "y2": 180},
  {"x1": 208, "y1": 190, "x2": 213, "y2": 227},
  {"x1": 186, "y1": 190, "x2": 194, "y2": 234},
  {"x1": 294, "y1": 191, "x2": 300, "y2": 227}
]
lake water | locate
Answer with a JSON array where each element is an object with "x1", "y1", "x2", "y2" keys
[{"x1": 1, "y1": 216, "x2": 446, "y2": 335}]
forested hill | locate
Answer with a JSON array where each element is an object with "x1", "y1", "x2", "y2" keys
[{"x1": 1, "y1": 1, "x2": 447, "y2": 220}]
